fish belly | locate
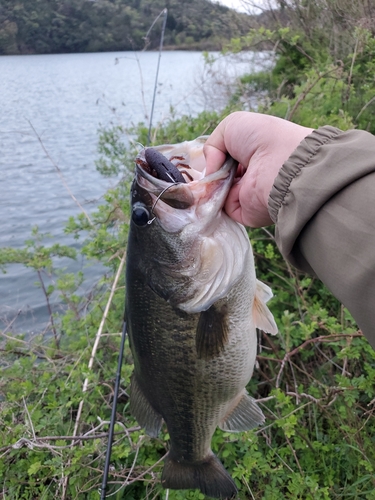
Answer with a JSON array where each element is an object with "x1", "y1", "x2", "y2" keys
[{"x1": 128, "y1": 265, "x2": 257, "y2": 445}]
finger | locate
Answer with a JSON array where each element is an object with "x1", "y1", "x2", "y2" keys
[
  {"x1": 203, "y1": 118, "x2": 230, "y2": 175},
  {"x1": 234, "y1": 163, "x2": 246, "y2": 180},
  {"x1": 204, "y1": 112, "x2": 258, "y2": 175},
  {"x1": 224, "y1": 177, "x2": 273, "y2": 228},
  {"x1": 203, "y1": 143, "x2": 227, "y2": 176},
  {"x1": 223, "y1": 183, "x2": 243, "y2": 225}
]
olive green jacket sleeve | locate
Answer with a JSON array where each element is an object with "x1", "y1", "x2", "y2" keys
[{"x1": 268, "y1": 126, "x2": 375, "y2": 349}]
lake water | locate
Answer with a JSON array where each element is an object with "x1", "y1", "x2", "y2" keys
[{"x1": 0, "y1": 50, "x2": 265, "y2": 334}]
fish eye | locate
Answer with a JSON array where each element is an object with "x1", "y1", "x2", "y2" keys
[{"x1": 132, "y1": 203, "x2": 151, "y2": 226}]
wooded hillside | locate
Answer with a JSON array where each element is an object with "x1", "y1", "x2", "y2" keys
[{"x1": 0, "y1": 0, "x2": 255, "y2": 55}]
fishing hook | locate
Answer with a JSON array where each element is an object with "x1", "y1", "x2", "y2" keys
[{"x1": 147, "y1": 182, "x2": 178, "y2": 225}]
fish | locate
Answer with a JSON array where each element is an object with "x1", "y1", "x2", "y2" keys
[{"x1": 125, "y1": 136, "x2": 277, "y2": 499}]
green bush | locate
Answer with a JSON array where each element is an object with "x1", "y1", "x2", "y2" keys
[{"x1": 1, "y1": 108, "x2": 375, "y2": 499}]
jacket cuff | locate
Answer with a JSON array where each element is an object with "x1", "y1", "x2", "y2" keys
[{"x1": 268, "y1": 126, "x2": 342, "y2": 224}]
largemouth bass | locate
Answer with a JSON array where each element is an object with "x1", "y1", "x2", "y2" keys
[{"x1": 125, "y1": 137, "x2": 277, "y2": 499}]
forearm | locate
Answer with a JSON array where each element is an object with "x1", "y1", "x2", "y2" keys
[{"x1": 269, "y1": 126, "x2": 375, "y2": 349}]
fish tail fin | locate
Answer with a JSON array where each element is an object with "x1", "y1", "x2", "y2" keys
[{"x1": 161, "y1": 452, "x2": 237, "y2": 499}]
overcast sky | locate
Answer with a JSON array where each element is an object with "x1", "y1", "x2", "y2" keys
[
  {"x1": 215, "y1": 0, "x2": 248, "y2": 12},
  {"x1": 214, "y1": 0, "x2": 269, "y2": 13}
]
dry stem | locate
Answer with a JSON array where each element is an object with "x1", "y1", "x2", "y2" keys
[
  {"x1": 72, "y1": 251, "x2": 126, "y2": 438},
  {"x1": 276, "y1": 332, "x2": 363, "y2": 388},
  {"x1": 28, "y1": 120, "x2": 93, "y2": 226},
  {"x1": 61, "y1": 251, "x2": 126, "y2": 499}
]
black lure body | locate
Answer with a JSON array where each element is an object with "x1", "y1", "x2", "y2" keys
[{"x1": 144, "y1": 148, "x2": 186, "y2": 184}]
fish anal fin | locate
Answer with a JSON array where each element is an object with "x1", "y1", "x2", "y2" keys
[
  {"x1": 219, "y1": 391, "x2": 265, "y2": 432},
  {"x1": 161, "y1": 452, "x2": 237, "y2": 499},
  {"x1": 253, "y1": 280, "x2": 278, "y2": 335},
  {"x1": 196, "y1": 303, "x2": 229, "y2": 360},
  {"x1": 130, "y1": 375, "x2": 163, "y2": 437}
]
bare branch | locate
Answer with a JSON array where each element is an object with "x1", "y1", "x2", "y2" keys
[
  {"x1": 276, "y1": 332, "x2": 363, "y2": 387},
  {"x1": 28, "y1": 120, "x2": 93, "y2": 226}
]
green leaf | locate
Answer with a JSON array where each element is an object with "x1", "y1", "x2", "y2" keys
[{"x1": 28, "y1": 461, "x2": 42, "y2": 476}]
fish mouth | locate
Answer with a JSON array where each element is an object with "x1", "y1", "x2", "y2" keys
[{"x1": 134, "y1": 137, "x2": 237, "y2": 212}]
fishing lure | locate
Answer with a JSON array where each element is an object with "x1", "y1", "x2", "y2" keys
[{"x1": 145, "y1": 147, "x2": 186, "y2": 184}]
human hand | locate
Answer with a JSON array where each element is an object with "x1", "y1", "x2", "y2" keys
[{"x1": 204, "y1": 111, "x2": 314, "y2": 227}]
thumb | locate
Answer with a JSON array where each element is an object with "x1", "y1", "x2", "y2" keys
[{"x1": 203, "y1": 143, "x2": 227, "y2": 176}]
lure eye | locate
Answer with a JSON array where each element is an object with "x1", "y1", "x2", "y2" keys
[{"x1": 132, "y1": 203, "x2": 151, "y2": 226}]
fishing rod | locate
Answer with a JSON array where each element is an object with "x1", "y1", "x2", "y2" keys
[
  {"x1": 147, "y1": 8, "x2": 168, "y2": 146},
  {"x1": 99, "y1": 320, "x2": 127, "y2": 500},
  {"x1": 100, "y1": 10, "x2": 168, "y2": 498}
]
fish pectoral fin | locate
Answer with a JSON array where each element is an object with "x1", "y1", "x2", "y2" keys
[
  {"x1": 196, "y1": 303, "x2": 229, "y2": 359},
  {"x1": 219, "y1": 391, "x2": 265, "y2": 432},
  {"x1": 162, "y1": 452, "x2": 237, "y2": 499},
  {"x1": 130, "y1": 375, "x2": 163, "y2": 437},
  {"x1": 253, "y1": 279, "x2": 278, "y2": 335}
]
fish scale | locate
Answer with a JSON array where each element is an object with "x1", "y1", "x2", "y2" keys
[{"x1": 126, "y1": 138, "x2": 277, "y2": 499}]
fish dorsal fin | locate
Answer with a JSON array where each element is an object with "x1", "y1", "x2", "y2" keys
[
  {"x1": 219, "y1": 390, "x2": 265, "y2": 432},
  {"x1": 196, "y1": 303, "x2": 229, "y2": 359},
  {"x1": 253, "y1": 279, "x2": 278, "y2": 335}
]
